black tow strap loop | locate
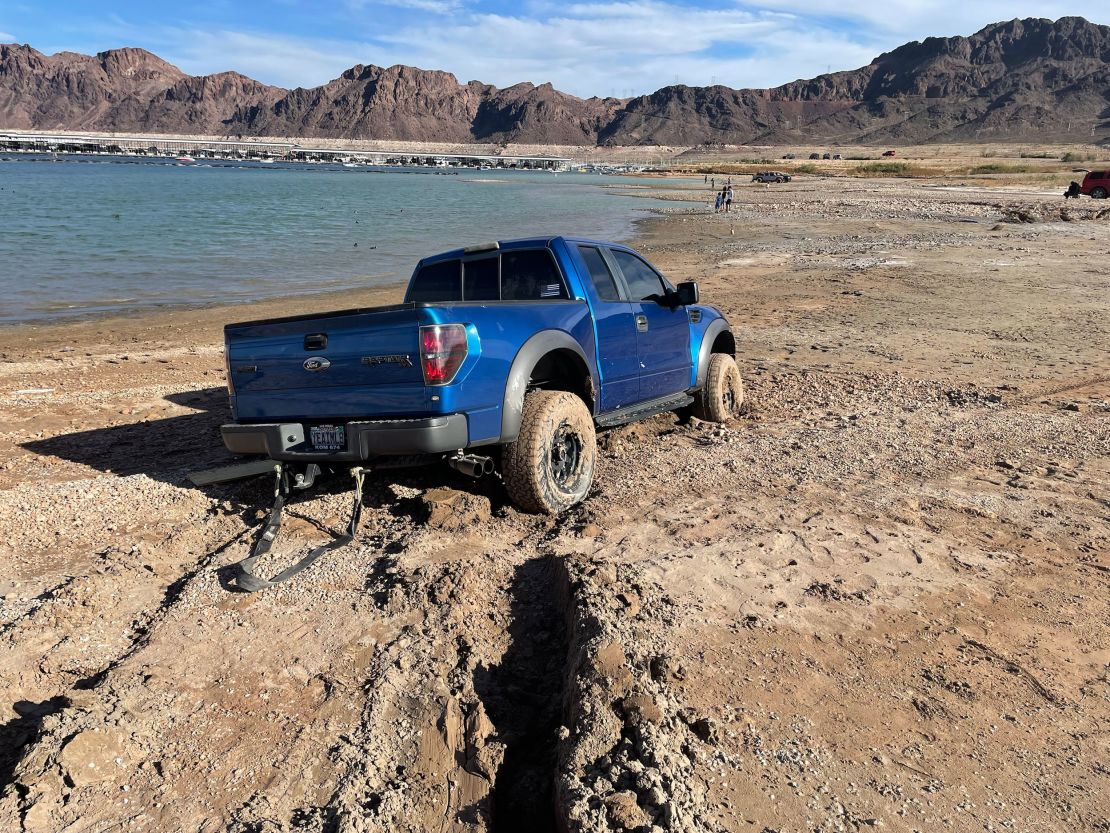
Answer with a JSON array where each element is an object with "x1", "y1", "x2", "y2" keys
[{"x1": 232, "y1": 466, "x2": 367, "y2": 592}]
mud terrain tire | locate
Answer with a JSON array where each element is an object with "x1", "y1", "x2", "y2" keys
[
  {"x1": 502, "y1": 390, "x2": 596, "y2": 514},
  {"x1": 692, "y1": 353, "x2": 744, "y2": 422},
  {"x1": 1092, "y1": 186, "x2": 1108, "y2": 199}
]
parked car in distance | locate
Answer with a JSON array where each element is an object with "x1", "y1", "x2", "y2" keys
[
  {"x1": 782, "y1": 153, "x2": 796, "y2": 159},
  {"x1": 1076, "y1": 170, "x2": 1110, "y2": 198},
  {"x1": 809, "y1": 152, "x2": 821, "y2": 160},
  {"x1": 220, "y1": 237, "x2": 742, "y2": 514},
  {"x1": 751, "y1": 171, "x2": 792, "y2": 183},
  {"x1": 832, "y1": 154, "x2": 843, "y2": 160},
  {"x1": 822, "y1": 153, "x2": 831, "y2": 160},
  {"x1": 882, "y1": 150, "x2": 897, "y2": 157}
]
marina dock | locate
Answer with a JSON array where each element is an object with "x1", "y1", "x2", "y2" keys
[{"x1": 0, "y1": 131, "x2": 574, "y2": 170}]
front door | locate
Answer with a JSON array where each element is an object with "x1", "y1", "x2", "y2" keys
[
  {"x1": 606, "y1": 249, "x2": 691, "y2": 401},
  {"x1": 572, "y1": 244, "x2": 641, "y2": 411}
]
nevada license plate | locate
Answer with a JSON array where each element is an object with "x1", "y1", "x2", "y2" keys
[{"x1": 309, "y1": 424, "x2": 345, "y2": 451}]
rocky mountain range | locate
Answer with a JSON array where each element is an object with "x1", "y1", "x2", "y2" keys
[{"x1": 2, "y1": 16, "x2": 1108, "y2": 145}]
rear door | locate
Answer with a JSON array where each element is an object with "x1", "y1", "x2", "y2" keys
[
  {"x1": 572, "y1": 244, "x2": 640, "y2": 411},
  {"x1": 606, "y1": 248, "x2": 691, "y2": 401}
]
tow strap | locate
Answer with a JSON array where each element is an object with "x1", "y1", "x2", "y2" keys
[{"x1": 232, "y1": 465, "x2": 367, "y2": 592}]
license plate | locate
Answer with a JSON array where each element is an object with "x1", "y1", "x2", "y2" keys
[{"x1": 309, "y1": 424, "x2": 345, "y2": 451}]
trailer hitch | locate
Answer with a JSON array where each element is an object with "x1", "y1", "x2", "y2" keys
[{"x1": 230, "y1": 463, "x2": 367, "y2": 592}]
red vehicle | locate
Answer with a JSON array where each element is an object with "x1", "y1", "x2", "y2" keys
[
  {"x1": 882, "y1": 150, "x2": 897, "y2": 157},
  {"x1": 1077, "y1": 170, "x2": 1110, "y2": 198}
]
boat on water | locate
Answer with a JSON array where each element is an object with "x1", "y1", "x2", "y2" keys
[
  {"x1": 342, "y1": 162, "x2": 360, "y2": 168},
  {"x1": 175, "y1": 155, "x2": 196, "y2": 163},
  {"x1": 257, "y1": 158, "x2": 275, "y2": 164}
]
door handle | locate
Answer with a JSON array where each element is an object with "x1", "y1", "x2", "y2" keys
[{"x1": 635, "y1": 314, "x2": 648, "y2": 332}]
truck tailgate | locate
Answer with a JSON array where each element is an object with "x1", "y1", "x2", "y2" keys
[{"x1": 225, "y1": 305, "x2": 426, "y2": 417}]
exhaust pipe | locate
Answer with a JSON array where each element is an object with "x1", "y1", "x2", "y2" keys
[{"x1": 447, "y1": 453, "x2": 495, "y2": 478}]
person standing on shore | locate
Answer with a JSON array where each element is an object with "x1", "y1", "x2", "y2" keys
[
  {"x1": 713, "y1": 191, "x2": 722, "y2": 213},
  {"x1": 725, "y1": 185, "x2": 733, "y2": 213}
]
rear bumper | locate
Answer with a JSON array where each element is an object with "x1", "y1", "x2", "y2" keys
[{"x1": 221, "y1": 415, "x2": 469, "y2": 462}]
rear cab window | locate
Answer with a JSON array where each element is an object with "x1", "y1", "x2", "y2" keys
[
  {"x1": 502, "y1": 250, "x2": 567, "y2": 300},
  {"x1": 407, "y1": 259, "x2": 461, "y2": 302},
  {"x1": 406, "y1": 249, "x2": 569, "y2": 303}
]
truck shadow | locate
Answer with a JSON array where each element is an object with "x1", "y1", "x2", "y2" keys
[{"x1": 21, "y1": 387, "x2": 236, "y2": 486}]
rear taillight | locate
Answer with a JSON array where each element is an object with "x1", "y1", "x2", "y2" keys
[
  {"x1": 223, "y1": 345, "x2": 235, "y2": 395},
  {"x1": 420, "y1": 324, "x2": 468, "y2": 385}
]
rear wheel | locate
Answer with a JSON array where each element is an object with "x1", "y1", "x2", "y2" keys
[
  {"x1": 1092, "y1": 187, "x2": 1107, "y2": 199},
  {"x1": 692, "y1": 353, "x2": 744, "y2": 422},
  {"x1": 502, "y1": 390, "x2": 596, "y2": 514}
]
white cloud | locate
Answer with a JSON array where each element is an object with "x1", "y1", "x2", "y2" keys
[
  {"x1": 62, "y1": 2, "x2": 1110, "y2": 98},
  {"x1": 153, "y1": 28, "x2": 375, "y2": 89},
  {"x1": 347, "y1": 0, "x2": 464, "y2": 12},
  {"x1": 742, "y1": 1, "x2": 1109, "y2": 41},
  {"x1": 367, "y1": 2, "x2": 885, "y2": 94},
  {"x1": 0, "y1": 30, "x2": 16, "y2": 42}
]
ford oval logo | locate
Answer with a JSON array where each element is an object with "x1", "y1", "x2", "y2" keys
[{"x1": 303, "y1": 356, "x2": 331, "y2": 372}]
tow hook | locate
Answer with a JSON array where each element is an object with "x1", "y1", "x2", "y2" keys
[
  {"x1": 447, "y1": 453, "x2": 495, "y2": 478},
  {"x1": 291, "y1": 462, "x2": 322, "y2": 490}
]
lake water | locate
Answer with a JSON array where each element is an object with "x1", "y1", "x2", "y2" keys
[{"x1": 0, "y1": 155, "x2": 680, "y2": 325}]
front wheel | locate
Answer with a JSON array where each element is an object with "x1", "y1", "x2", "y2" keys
[
  {"x1": 692, "y1": 354, "x2": 744, "y2": 422},
  {"x1": 502, "y1": 390, "x2": 597, "y2": 514},
  {"x1": 1092, "y1": 187, "x2": 1107, "y2": 199}
]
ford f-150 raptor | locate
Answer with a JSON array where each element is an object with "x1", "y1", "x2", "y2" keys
[{"x1": 221, "y1": 236, "x2": 741, "y2": 516}]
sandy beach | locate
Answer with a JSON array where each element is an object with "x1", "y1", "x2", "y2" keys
[{"x1": 1, "y1": 173, "x2": 1108, "y2": 832}]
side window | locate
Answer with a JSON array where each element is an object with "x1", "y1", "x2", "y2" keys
[
  {"x1": 407, "y1": 259, "x2": 460, "y2": 302},
  {"x1": 463, "y1": 257, "x2": 499, "y2": 301},
  {"x1": 611, "y1": 250, "x2": 666, "y2": 302},
  {"x1": 577, "y1": 245, "x2": 621, "y2": 302},
  {"x1": 501, "y1": 250, "x2": 566, "y2": 301}
]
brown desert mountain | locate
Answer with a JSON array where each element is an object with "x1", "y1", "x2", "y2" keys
[{"x1": 1, "y1": 16, "x2": 1107, "y2": 145}]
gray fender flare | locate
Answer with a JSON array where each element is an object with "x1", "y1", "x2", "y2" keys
[
  {"x1": 694, "y1": 318, "x2": 735, "y2": 389},
  {"x1": 500, "y1": 331, "x2": 597, "y2": 443}
]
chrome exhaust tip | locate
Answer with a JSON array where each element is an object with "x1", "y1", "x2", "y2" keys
[{"x1": 447, "y1": 453, "x2": 495, "y2": 478}]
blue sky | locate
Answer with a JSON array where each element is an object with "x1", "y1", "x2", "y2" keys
[{"x1": 1, "y1": 2, "x2": 1106, "y2": 97}]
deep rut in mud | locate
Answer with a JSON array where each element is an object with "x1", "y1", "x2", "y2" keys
[{"x1": 478, "y1": 554, "x2": 569, "y2": 832}]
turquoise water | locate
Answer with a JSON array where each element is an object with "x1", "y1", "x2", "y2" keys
[{"x1": 0, "y1": 155, "x2": 677, "y2": 324}]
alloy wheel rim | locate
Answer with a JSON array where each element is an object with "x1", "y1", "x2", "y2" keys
[{"x1": 550, "y1": 423, "x2": 583, "y2": 489}]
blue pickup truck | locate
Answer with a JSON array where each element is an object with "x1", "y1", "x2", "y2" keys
[{"x1": 221, "y1": 236, "x2": 741, "y2": 514}]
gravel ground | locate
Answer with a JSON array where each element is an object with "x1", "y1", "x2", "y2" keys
[{"x1": 0, "y1": 175, "x2": 1107, "y2": 833}]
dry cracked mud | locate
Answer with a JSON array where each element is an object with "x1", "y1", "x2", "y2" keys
[{"x1": 1, "y1": 175, "x2": 1108, "y2": 832}]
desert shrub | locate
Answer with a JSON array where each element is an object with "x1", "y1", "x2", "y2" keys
[
  {"x1": 968, "y1": 164, "x2": 1035, "y2": 174},
  {"x1": 856, "y1": 162, "x2": 912, "y2": 175}
]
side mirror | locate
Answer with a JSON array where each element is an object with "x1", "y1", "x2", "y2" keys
[{"x1": 675, "y1": 281, "x2": 699, "y2": 306}]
